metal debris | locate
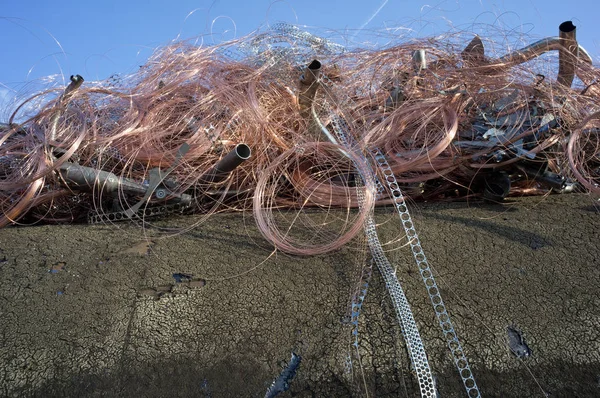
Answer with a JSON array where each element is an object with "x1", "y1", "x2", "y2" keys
[
  {"x1": 507, "y1": 326, "x2": 532, "y2": 358},
  {"x1": 265, "y1": 352, "x2": 301, "y2": 398}
]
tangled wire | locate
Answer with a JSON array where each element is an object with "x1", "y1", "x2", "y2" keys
[{"x1": 1, "y1": 21, "x2": 599, "y2": 254}]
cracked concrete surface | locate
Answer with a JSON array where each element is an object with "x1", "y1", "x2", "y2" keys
[{"x1": 0, "y1": 194, "x2": 599, "y2": 397}]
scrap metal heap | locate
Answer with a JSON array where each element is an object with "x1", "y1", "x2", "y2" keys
[
  {"x1": 0, "y1": 22, "x2": 598, "y2": 228},
  {"x1": 1, "y1": 21, "x2": 599, "y2": 397}
]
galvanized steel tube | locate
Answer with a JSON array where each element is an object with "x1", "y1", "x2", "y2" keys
[{"x1": 200, "y1": 143, "x2": 252, "y2": 184}]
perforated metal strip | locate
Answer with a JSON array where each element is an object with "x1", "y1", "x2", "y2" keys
[
  {"x1": 372, "y1": 148, "x2": 481, "y2": 398},
  {"x1": 348, "y1": 259, "x2": 373, "y2": 349},
  {"x1": 363, "y1": 211, "x2": 437, "y2": 397},
  {"x1": 327, "y1": 115, "x2": 436, "y2": 398},
  {"x1": 311, "y1": 54, "x2": 478, "y2": 397},
  {"x1": 88, "y1": 202, "x2": 190, "y2": 224}
]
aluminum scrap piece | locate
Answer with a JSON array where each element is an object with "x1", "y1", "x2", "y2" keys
[{"x1": 264, "y1": 353, "x2": 301, "y2": 398}]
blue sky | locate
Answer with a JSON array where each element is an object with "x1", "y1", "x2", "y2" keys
[{"x1": 1, "y1": 0, "x2": 598, "y2": 107}]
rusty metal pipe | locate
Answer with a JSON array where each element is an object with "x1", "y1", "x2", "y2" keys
[
  {"x1": 497, "y1": 34, "x2": 592, "y2": 67},
  {"x1": 557, "y1": 21, "x2": 578, "y2": 87}
]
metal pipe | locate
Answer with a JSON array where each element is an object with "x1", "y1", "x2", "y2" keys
[
  {"x1": 524, "y1": 168, "x2": 566, "y2": 190},
  {"x1": 497, "y1": 36, "x2": 592, "y2": 67},
  {"x1": 123, "y1": 142, "x2": 191, "y2": 217},
  {"x1": 412, "y1": 49, "x2": 427, "y2": 74},
  {"x1": 299, "y1": 59, "x2": 321, "y2": 85},
  {"x1": 298, "y1": 60, "x2": 321, "y2": 120},
  {"x1": 50, "y1": 74, "x2": 84, "y2": 141},
  {"x1": 516, "y1": 161, "x2": 566, "y2": 190},
  {"x1": 483, "y1": 172, "x2": 511, "y2": 202},
  {"x1": 557, "y1": 21, "x2": 578, "y2": 87},
  {"x1": 58, "y1": 162, "x2": 192, "y2": 205},
  {"x1": 199, "y1": 143, "x2": 251, "y2": 184},
  {"x1": 57, "y1": 162, "x2": 147, "y2": 195},
  {"x1": 62, "y1": 74, "x2": 84, "y2": 99}
]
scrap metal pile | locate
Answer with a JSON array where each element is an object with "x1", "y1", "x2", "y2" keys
[
  {"x1": 0, "y1": 22, "x2": 598, "y2": 239},
  {"x1": 2, "y1": 21, "x2": 599, "y2": 397}
]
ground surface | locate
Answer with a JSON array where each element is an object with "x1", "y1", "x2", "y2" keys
[{"x1": 0, "y1": 194, "x2": 599, "y2": 397}]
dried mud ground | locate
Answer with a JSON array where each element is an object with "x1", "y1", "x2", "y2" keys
[{"x1": 0, "y1": 194, "x2": 599, "y2": 397}]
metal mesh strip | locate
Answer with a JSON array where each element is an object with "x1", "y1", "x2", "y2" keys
[
  {"x1": 88, "y1": 202, "x2": 190, "y2": 224},
  {"x1": 372, "y1": 148, "x2": 481, "y2": 398},
  {"x1": 363, "y1": 213, "x2": 437, "y2": 397},
  {"x1": 348, "y1": 259, "x2": 373, "y2": 348},
  {"x1": 328, "y1": 115, "x2": 436, "y2": 398}
]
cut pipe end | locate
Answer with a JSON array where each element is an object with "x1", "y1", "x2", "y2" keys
[
  {"x1": 234, "y1": 143, "x2": 251, "y2": 160},
  {"x1": 483, "y1": 172, "x2": 511, "y2": 202},
  {"x1": 199, "y1": 143, "x2": 252, "y2": 184},
  {"x1": 299, "y1": 60, "x2": 322, "y2": 114},
  {"x1": 308, "y1": 60, "x2": 321, "y2": 70},
  {"x1": 70, "y1": 74, "x2": 84, "y2": 84},
  {"x1": 559, "y1": 21, "x2": 576, "y2": 34},
  {"x1": 300, "y1": 60, "x2": 322, "y2": 84}
]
